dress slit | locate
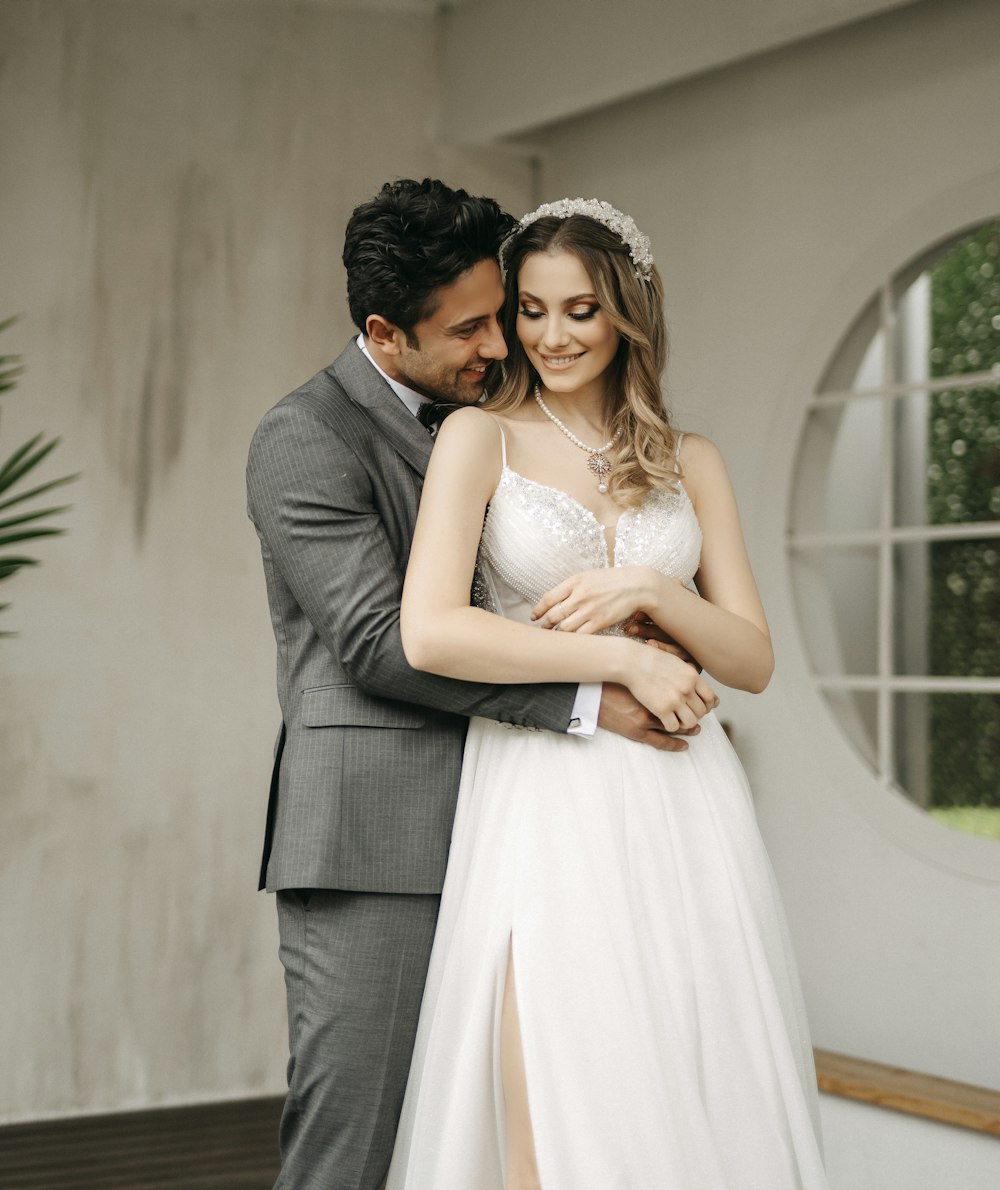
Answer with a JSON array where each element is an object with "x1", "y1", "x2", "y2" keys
[{"x1": 501, "y1": 937, "x2": 544, "y2": 1190}]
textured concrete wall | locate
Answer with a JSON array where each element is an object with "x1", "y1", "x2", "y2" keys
[
  {"x1": 0, "y1": 0, "x2": 531, "y2": 1121},
  {"x1": 525, "y1": 0, "x2": 1000, "y2": 1099}
]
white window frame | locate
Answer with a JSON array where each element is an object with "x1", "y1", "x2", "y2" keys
[{"x1": 787, "y1": 246, "x2": 1000, "y2": 801}]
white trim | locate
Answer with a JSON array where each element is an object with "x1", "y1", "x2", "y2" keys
[
  {"x1": 817, "y1": 676, "x2": 1000, "y2": 693},
  {"x1": 790, "y1": 521, "x2": 1000, "y2": 548},
  {"x1": 876, "y1": 283, "x2": 895, "y2": 782},
  {"x1": 814, "y1": 368, "x2": 1000, "y2": 404}
]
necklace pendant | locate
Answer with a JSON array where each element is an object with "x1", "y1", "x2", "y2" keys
[
  {"x1": 589, "y1": 451, "x2": 612, "y2": 493},
  {"x1": 532, "y1": 385, "x2": 618, "y2": 494}
]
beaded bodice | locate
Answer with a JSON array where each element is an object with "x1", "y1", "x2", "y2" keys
[{"x1": 473, "y1": 466, "x2": 703, "y2": 631}]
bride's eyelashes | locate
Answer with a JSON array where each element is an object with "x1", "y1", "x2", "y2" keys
[{"x1": 517, "y1": 304, "x2": 601, "y2": 322}]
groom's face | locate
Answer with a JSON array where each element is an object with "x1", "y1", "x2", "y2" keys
[{"x1": 391, "y1": 259, "x2": 508, "y2": 404}]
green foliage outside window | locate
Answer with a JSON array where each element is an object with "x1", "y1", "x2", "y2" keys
[{"x1": 927, "y1": 222, "x2": 1000, "y2": 814}]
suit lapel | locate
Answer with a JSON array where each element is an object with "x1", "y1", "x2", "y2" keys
[{"x1": 329, "y1": 341, "x2": 433, "y2": 476}]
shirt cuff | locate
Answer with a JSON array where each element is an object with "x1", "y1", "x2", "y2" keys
[{"x1": 567, "y1": 682, "x2": 601, "y2": 737}]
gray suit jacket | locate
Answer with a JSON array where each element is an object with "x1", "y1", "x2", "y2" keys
[{"x1": 247, "y1": 340, "x2": 576, "y2": 894}]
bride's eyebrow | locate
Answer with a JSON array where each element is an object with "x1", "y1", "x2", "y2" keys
[{"x1": 518, "y1": 291, "x2": 599, "y2": 305}]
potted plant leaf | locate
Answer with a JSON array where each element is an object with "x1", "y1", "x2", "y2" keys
[{"x1": 0, "y1": 316, "x2": 79, "y2": 635}]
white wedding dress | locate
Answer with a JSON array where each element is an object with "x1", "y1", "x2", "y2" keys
[{"x1": 387, "y1": 435, "x2": 829, "y2": 1190}]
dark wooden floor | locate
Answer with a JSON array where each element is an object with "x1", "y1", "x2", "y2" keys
[{"x1": 0, "y1": 1097, "x2": 283, "y2": 1190}]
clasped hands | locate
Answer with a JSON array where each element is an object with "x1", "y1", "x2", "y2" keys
[{"x1": 532, "y1": 565, "x2": 718, "y2": 742}]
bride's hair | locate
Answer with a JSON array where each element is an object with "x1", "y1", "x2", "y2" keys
[{"x1": 486, "y1": 214, "x2": 681, "y2": 504}]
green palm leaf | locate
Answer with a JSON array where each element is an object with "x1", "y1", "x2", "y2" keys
[
  {"x1": 0, "y1": 367, "x2": 25, "y2": 394},
  {"x1": 0, "y1": 315, "x2": 79, "y2": 631},
  {"x1": 0, "y1": 373, "x2": 25, "y2": 395},
  {"x1": 0, "y1": 434, "x2": 62, "y2": 493},
  {"x1": 0, "y1": 316, "x2": 23, "y2": 394},
  {"x1": 0, "y1": 556, "x2": 39, "y2": 581},
  {"x1": 0, "y1": 526, "x2": 66, "y2": 549},
  {"x1": 0, "y1": 505, "x2": 72, "y2": 533},
  {"x1": 0, "y1": 472, "x2": 78, "y2": 513}
]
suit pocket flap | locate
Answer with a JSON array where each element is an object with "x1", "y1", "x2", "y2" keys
[{"x1": 300, "y1": 685, "x2": 425, "y2": 729}]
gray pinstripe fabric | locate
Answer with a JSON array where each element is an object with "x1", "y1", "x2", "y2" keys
[
  {"x1": 247, "y1": 340, "x2": 577, "y2": 895},
  {"x1": 275, "y1": 890, "x2": 439, "y2": 1190}
]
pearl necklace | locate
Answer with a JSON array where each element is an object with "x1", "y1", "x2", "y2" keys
[{"x1": 533, "y1": 383, "x2": 618, "y2": 493}]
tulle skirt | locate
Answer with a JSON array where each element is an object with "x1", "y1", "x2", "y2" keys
[{"x1": 386, "y1": 713, "x2": 828, "y2": 1189}]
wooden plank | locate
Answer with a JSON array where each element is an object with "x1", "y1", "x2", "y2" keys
[
  {"x1": 2, "y1": 1054, "x2": 998, "y2": 1189},
  {"x1": 815, "y1": 1048, "x2": 1000, "y2": 1136},
  {"x1": 0, "y1": 1097, "x2": 283, "y2": 1189}
]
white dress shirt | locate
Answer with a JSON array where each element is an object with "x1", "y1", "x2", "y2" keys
[{"x1": 356, "y1": 336, "x2": 599, "y2": 736}]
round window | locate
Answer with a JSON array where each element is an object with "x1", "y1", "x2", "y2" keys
[{"x1": 788, "y1": 220, "x2": 1000, "y2": 840}]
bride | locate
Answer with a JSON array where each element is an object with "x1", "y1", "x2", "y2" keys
[{"x1": 387, "y1": 199, "x2": 829, "y2": 1189}]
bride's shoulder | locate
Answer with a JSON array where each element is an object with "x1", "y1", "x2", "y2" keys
[
  {"x1": 674, "y1": 433, "x2": 735, "y2": 503},
  {"x1": 437, "y1": 404, "x2": 501, "y2": 440},
  {"x1": 676, "y1": 432, "x2": 726, "y2": 473},
  {"x1": 433, "y1": 406, "x2": 508, "y2": 468}
]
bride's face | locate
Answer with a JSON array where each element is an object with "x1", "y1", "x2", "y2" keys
[{"x1": 515, "y1": 250, "x2": 620, "y2": 399}]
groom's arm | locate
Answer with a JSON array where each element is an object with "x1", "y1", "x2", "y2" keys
[
  {"x1": 249, "y1": 399, "x2": 692, "y2": 750},
  {"x1": 248, "y1": 399, "x2": 577, "y2": 732}
]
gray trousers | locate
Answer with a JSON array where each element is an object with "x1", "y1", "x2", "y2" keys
[{"x1": 274, "y1": 889, "x2": 440, "y2": 1190}]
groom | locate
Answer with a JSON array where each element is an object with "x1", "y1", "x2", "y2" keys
[{"x1": 247, "y1": 178, "x2": 695, "y2": 1190}]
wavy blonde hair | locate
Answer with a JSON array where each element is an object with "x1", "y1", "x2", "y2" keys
[{"x1": 486, "y1": 213, "x2": 680, "y2": 505}]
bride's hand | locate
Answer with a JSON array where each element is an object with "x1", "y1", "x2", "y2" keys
[
  {"x1": 624, "y1": 641, "x2": 718, "y2": 733},
  {"x1": 533, "y1": 566, "x2": 659, "y2": 634}
]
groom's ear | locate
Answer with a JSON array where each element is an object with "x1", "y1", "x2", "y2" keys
[{"x1": 366, "y1": 314, "x2": 404, "y2": 356}]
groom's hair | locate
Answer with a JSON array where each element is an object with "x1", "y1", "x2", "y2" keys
[{"x1": 344, "y1": 178, "x2": 515, "y2": 345}]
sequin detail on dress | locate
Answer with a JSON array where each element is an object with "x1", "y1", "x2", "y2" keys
[{"x1": 474, "y1": 467, "x2": 702, "y2": 631}]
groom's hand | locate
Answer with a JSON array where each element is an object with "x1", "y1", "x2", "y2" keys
[
  {"x1": 625, "y1": 616, "x2": 702, "y2": 672},
  {"x1": 597, "y1": 683, "x2": 699, "y2": 752}
]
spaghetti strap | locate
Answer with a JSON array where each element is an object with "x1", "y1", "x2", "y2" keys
[
  {"x1": 487, "y1": 415, "x2": 508, "y2": 469},
  {"x1": 674, "y1": 431, "x2": 685, "y2": 464}
]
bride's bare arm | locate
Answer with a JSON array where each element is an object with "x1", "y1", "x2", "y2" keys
[
  {"x1": 401, "y1": 408, "x2": 718, "y2": 732},
  {"x1": 531, "y1": 435, "x2": 774, "y2": 694}
]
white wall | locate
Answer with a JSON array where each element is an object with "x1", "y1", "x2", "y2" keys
[
  {"x1": 0, "y1": 0, "x2": 532, "y2": 1122},
  {"x1": 441, "y1": 0, "x2": 923, "y2": 142},
  {"x1": 819, "y1": 1096, "x2": 1000, "y2": 1190},
  {"x1": 523, "y1": 0, "x2": 1000, "y2": 1100}
]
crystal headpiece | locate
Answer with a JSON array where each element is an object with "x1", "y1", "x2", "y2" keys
[{"x1": 499, "y1": 197, "x2": 654, "y2": 282}]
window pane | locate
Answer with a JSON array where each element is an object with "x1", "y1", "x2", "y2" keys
[
  {"x1": 790, "y1": 399, "x2": 883, "y2": 535},
  {"x1": 924, "y1": 386, "x2": 1000, "y2": 526},
  {"x1": 892, "y1": 388, "x2": 930, "y2": 528},
  {"x1": 894, "y1": 689, "x2": 931, "y2": 806},
  {"x1": 895, "y1": 692, "x2": 1000, "y2": 839},
  {"x1": 927, "y1": 805, "x2": 1000, "y2": 840},
  {"x1": 894, "y1": 271, "x2": 930, "y2": 386},
  {"x1": 891, "y1": 385, "x2": 1000, "y2": 529},
  {"x1": 891, "y1": 219, "x2": 1000, "y2": 527},
  {"x1": 817, "y1": 298, "x2": 882, "y2": 393},
  {"x1": 791, "y1": 545, "x2": 879, "y2": 675},
  {"x1": 893, "y1": 538, "x2": 1000, "y2": 677},
  {"x1": 929, "y1": 221, "x2": 1000, "y2": 383}
]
